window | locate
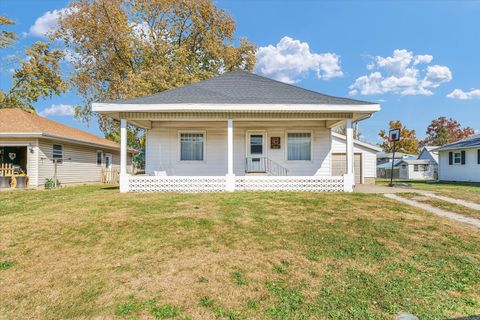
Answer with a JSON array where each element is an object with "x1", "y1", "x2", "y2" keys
[
  {"x1": 453, "y1": 152, "x2": 461, "y2": 164},
  {"x1": 250, "y1": 134, "x2": 263, "y2": 155},
  {"x1": 96, "y1": 151, "x2": 103, "y2": 166},
  {"x1": 414, "y1": 164, "x2": 428, "y2": 172},
  {"x1": 52, "y1": 144, "x2": 63, "y2": 163},
  {"x1": 180, "y1": 133, "x2": 204, "y2": 161},
  {"x1": 287, "y1": 132, "x2": 311, "y2": 161}
]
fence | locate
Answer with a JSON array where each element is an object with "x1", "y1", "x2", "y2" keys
[{"x1": 101, "y1": 168, "x2": 120, "y2": 185}]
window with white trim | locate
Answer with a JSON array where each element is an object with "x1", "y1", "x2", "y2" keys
[
  {"x1": 52, "y1": 144, "x2": 63, "y2": 163},
  {"x1": 180, "y1": 133, "x2": 204, "y2": 161},
  {"x1": 453, "y1": 152, "x2": 461, "y2": 164},
  {"x1": 414, "y1": 164, "x2": 428, "y2": 172},
  {"x1": 287, "y1": 132, "x2": 311, "y2": 161},
  {"x1": 96, "y1": 151, "x2": 103, "y2": 166}
]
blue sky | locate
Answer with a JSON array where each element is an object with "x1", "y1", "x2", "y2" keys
[{"x1": 1, "y1": 0, "x2": 479, "y2": 144}]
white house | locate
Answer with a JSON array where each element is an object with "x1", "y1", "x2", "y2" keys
[
  {"x1": 437, "y1": 134, "x2": 480, "y2": 182},
  {"x1": 397, "y1": 146, "x2": 439, "y2": 180},
  {"x1": 0, "y1": 108, "x2": 134, "y2": 188},
  {"x1": 93, "y1": 70, "x2": 380, "y2": 192}
]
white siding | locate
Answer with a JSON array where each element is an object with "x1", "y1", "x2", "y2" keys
[
  {"x1": 37, "y1": 139, "x2": 129, "y2": 186},
  {"x1": 399, "y1": 163, "x2": 435, "y2": 180},
  {"x1": 418, "y1": 148, "x2": 439, "y2": 164},
  {"x1": 438, "y1": 149, "x2": 480, "y2": 182},
  {"x1": 145, "y1": 121, "x2": 331, "y2": 176},
  {"x1": 331, "y1": 135, "x2": 377, "y2": 179}
]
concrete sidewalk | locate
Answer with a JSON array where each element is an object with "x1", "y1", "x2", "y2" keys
[{"x1": 384, "y1": 193, "x2": 480, "y2": 229}]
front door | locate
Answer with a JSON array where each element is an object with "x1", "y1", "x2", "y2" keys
[{"x1": 246, "y1": 132, "x2": 266, "y2": 172}]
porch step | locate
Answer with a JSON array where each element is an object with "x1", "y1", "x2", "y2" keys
[{"x1": 245, "y1": 172, "x2": 268, "y2": 176}]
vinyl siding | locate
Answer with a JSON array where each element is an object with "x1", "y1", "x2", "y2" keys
[
  {"x1": 145, "y1": 121, "x2": 331, "y2": 176},
  {"x1": 37, "y1": 138, "x2": 129, "y2": 186},
  {"x1": 438, "y1": 149, "x2": 480, "y2": 182},
  {"x1": 331, "y1": 135, "x2": 377, "y2": 179},
  {"x1": 399, "y1": 163, "x2": 435, "y2": 180}
]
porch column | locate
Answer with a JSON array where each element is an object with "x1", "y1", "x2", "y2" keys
[
  {"x1": 344, "y1": 119, "x2": 355, "y2": 192},
  {"x1": 226, "y1": 117, "x2": 235, "y2": 192},
  {"x1": 120, "y1": 118, "x2": 129, "y2": 193}
]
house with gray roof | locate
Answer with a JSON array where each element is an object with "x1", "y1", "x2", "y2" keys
[
  {"x1": 436, "y1": 134, "x2": 480, "y2": 182},
  {"x1": 93, "y1": 70, "x2": 381, "y2": 192}
]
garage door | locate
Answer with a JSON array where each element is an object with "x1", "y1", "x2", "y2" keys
[{"x1": 331, "y1": 153, "x2": 362, "y2": 184}]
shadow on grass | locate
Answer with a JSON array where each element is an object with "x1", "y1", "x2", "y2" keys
[{"x1": 451, "y1": 316, "x2": 480, "y2": 320}]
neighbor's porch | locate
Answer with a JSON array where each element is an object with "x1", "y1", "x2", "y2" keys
[{"x1": 116, "y1": 111, "x2": 357, "y2": 192}]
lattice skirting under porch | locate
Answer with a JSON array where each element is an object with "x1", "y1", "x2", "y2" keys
[
  {"x1": 235, "y1": 176, "x2": 344, "y2": 192},
  {"x1": 128, "y1": 176, "x2": 227, "y2": 192},
  {"x1": 127, "y1": 175, "x2": 345, "y2": 193}
]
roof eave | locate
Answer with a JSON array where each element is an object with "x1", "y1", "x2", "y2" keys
[{"x1": 92, "y1": 102, "x2": 381, "y2": 114}]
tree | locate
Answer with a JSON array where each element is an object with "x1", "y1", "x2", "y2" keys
[
  {"x1": 423, "y1": 117, "x2": 475, "y2": 146},
  {"x1": 53, "y1": 0, "x2": 256, "y2": 136},
  {"x1": 0, "y1": 16, "x2": 67, "y2": 112},
  {"x1": 333, "y1": 123, "x2": 361, "y2": 140},
  {"x1": 378, "y1": 120, "x2": 419, "y2": 155}
]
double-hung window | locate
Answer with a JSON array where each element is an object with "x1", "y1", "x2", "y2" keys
[
  {"x1": 180, "y1": 133, "x2": 204, "y2": 161},
  {"x1": 287, "y1": 132, "x2": 311, "y2": 161},
  {"x1": 96, "y1": 151, "x2": 103, "y2": 166},
  {"x1": 453, "y1": 152, "x2": 461, "y2": 164},
  {"x1": 53, "y1": 144, "x2": 63, "y2": 163}
]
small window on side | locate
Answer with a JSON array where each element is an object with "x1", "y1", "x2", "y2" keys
[
  {"x1": 96, "y1": 151, "x2": 103, "y2": 166},
  {"x1": 453, "y1": 152, "x2": 461, "y2": 164},
  {"x1": 52, "y1": 144, "x2": 63, "y2": 164}
]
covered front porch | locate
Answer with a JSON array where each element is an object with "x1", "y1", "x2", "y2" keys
[{"x1": 112, "y1": 111, "x2": 360, "y2": 193}]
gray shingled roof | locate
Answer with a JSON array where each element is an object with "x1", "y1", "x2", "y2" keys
[
  {"x1": 436, "y1": 134, "x2": 480, "y2": 151},
  {"x1": 103, "y1": 70, "x2": 376, "y2": 105}
]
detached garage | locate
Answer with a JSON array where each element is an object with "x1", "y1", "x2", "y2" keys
[{"x1": 331, "y1": 132, "x2": 380, "y2": 184}]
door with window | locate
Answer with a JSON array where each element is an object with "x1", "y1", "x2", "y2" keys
[{"x1": 246, "y1": 132, "x2": 266, "y2": 172}]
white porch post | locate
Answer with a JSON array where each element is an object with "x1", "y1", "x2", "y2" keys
[
  {"x1": 344, "y1": 119, "x2": 355, "y2": 192},
  {"x1": 226, "y1": 117, "x2": 235, "y2": 192},
  {"x1": 119, "y1": 118, "x2": 129, "y2": 193}
]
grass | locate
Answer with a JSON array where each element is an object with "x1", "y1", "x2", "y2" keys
[
  {"x1": 399, "y1": 193, "x2": 480, "y2": 220},
  {"x1": 1, "y1": 185, "x2": 480, "y2": 319},
  {"x1": 377, "y1": 179, "x2": 480, "y2": 204}
]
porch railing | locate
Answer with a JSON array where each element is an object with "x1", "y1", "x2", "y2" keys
[
  {"x1": 245, "y1": 157, "x2": 288, "y2": 176},
  {"x1": 101, "y1": 168, "x2": 120, "y2": 185}
]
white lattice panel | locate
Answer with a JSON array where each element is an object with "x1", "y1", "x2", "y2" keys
[
  {"x1": 235, "y1": 176, "x2": 344, "y2": 192},
  {"x1": 128, "y1": 176, "x2": 227, "y2": 193}
]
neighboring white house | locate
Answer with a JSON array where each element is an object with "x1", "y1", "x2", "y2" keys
[
  {"x1": 376, "y1": 152, "x2": 416, "y2": 165},
  {"x1": 93, "y1": 70, "x2": 381, "y2": 192},
  {"x1": 396, "y1": 146, "x2": 439, "y2": 180},
  {"x1": 0, "y1": 108, "x2": 134, "y2": 188},
  {"x1": 331, "y1": 132, "x2": 381, "y2": 184},
  {"x1": 437, "y1": 134, "x2": 480, "y2": 182}
]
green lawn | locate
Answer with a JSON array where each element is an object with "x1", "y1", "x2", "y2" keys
[
  {"x1": 377, "y1": 179, "x2": 480, "y2": 204},
  {"x1": 1, "y1": 185, "x2": 480, "y2": 319}
]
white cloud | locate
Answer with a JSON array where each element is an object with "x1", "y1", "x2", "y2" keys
[
  {"x1": 447, "y1": 88, "x2": 480, "y2": 100},
  {"x1": 39, "y1": 104, "x2": 75, "y2": 117},
  {"x1": 349, "y1": 49, "x2": 452, "y2": 96},
  {"x1": 255, "y1": 36, "x2": 343, "y2": 84},
  {"x1": 28, "y1": 8, "x2": 70, "y2": 37}
]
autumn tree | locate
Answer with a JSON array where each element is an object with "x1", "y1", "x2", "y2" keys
[
  {"x1": 379, "y1": 120, "x2": 419, "y2": 155},
  {"x1": 0, "y1": 16, "x2": 67, "y2": 112},
  {"x1": 423, "y1": 117, "x2": 475, "y2": 146},
  {"x1": 53, "y1": 0, "x2": 256, "y2": 137}
]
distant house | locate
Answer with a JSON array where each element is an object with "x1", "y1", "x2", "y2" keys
[
  {"x1": 376, "y1": 152, "x2": 416, "y2": 165},
  {"x1": 397, "y1": 146, "x2": 439, "y2": 180},
  {"x1": 0, "y1": 108, "x2": 134, "y2": 188},
  {"x1": 436, "y1": 134, "x2": 480, "y2": 182}
]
